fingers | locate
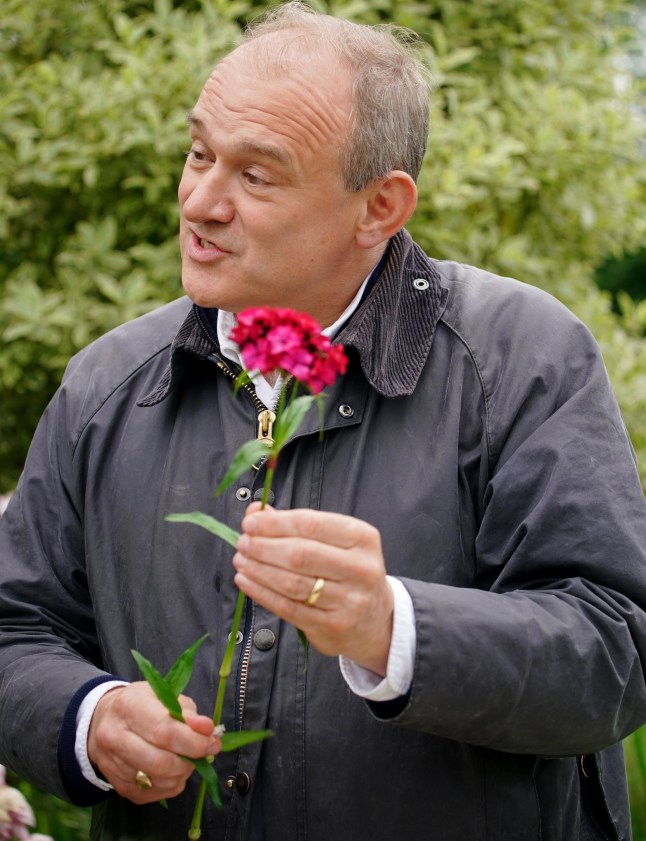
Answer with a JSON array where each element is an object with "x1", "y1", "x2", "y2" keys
[
  {"x1": 234, "y1": 552, "x2": 339, "y2": 607},
  {"x1": 238, "y1": 508, "x2": 382, "y2": 579},
  {"x1": 233, "y1": 507, "x2": 393, "y2": 672},
  {"x1": 88, "y1": 682, "x2": 220, "y2": 805},
  {"x1": 242, "y1": 505, "x2": 377, "y2": 552}
]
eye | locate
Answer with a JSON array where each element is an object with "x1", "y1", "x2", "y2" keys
[
  {"x1": 185, "y1": 147, "x2": 212, "y2": 165},
  {"x1": 243, "y1": 170, "x2": 269, "y2": 187}
]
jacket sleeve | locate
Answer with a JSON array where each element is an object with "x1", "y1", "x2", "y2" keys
[
  {"x1": 372, "y1": 301, "x2": 646, "y2": 756},
  {"x1": 0, "y1": 374, "x2": 112, "y2": 800}
]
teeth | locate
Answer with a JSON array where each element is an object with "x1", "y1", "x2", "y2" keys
[{"x1": 199, "y1": 238, "x2": 216, "y2": 249}]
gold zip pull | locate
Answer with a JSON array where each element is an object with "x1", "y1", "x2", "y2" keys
[{"x1": 257, "y1": 410, "x2": 276, "y2": 448}]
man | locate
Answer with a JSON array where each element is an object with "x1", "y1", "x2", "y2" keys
[{"x1": 1, "y1": 4, "x2": 646, "y2": 840}]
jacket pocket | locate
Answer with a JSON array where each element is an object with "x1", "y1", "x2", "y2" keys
[{"x1": 578, "y1": 754, "x2": 621, "y2": 841}]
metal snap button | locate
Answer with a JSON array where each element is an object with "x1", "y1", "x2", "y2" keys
[
  {"x1": 338, "y1": 404, "x2": 354, "y2": 418},
  {"x1": 253, "y1": 489, "x2": 275, "y2": 504},
  {"x1": 236, "y1": 487, "x2": 251, "y2": 501},
  {"x1": 253, "y1": 628, "x2": 276, "y2": 651},
  {"x1": 228, "y1": 630, "x2": 243, "y2": 644},
  {"x1": 225, "y1": 775, "x2": 236, "y2": 791},
  {"x1": 235, "y1": 772, "x2": 251, "y2": 795},
  {"x1": 413, "y1": 277, "x2": 429, "y2": 290}
]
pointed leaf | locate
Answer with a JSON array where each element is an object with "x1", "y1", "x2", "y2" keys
[
  {"x1": 316, "y1": 394, "x2": 326, "y2": 442},
  {"x1": 191, "y1": 757, "x2": 222, "y2": 809},
  {"x1": 297, "y1": 629, "x2": 310, "y2": 673},
  {"x1": 165, "y1": 512, "x2": 240, "y2": 550},
  {"x1": 215, "y1": 439, "x2": 273, "y2": 494},
  {"x1": 274, "y1": 395, "x2": 315, "y2": 448},
  {"x1": 219, "y1": 729, "x2": 273, "y2": 752},
  {"x1": 165, "y1": 634, "x2": 210, "y2": 696},
  {"x1": 131, "y1": 649, "x2": 184, "y2": 721}
]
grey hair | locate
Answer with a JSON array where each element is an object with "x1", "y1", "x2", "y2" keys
[{"x1": 242, "y1": 2, "x2": 432, "y2": 192}]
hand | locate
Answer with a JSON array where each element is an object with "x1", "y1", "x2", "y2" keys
[
  {"x1": 233, "y1": 504, "x2": 394, "y2": 674},
  {"x1": 87, "y1": 682, "x2": 220, "y2": 804}
]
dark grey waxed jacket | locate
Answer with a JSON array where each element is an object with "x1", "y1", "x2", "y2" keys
[{"x1": 2, "y1": 229, "x2": 646, "y2": 841}]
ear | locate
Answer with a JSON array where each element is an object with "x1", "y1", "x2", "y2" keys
[{"x1": 355, "y1": 171, "x2": 418, "y2": 249}]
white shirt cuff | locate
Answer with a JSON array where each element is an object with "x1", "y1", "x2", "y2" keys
[
  {"x1": 339, "y1": 576, "x2": 416, "y2": 702},
  {"x1": 75, "y1": 680, "x2": 129, "y2": 790}
]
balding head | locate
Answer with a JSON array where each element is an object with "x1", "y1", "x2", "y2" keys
[{"x1": 219, "y1": 2, "x2": 431, "y2": 192}]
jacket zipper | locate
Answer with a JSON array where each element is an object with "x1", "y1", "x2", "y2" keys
[
  {"x1": 193, "y1": 310, "x2": 277, "y2": 725},
  {"x1": 238, "y1": 600, "x2": 255, "y2": 726},
  {"x1": 211, "y1": 357, "x2": 268, "y2": 724}
]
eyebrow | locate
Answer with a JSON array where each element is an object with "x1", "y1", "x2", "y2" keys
[{"x1": 186, "y1": 110, "x2": 291, "y2": 168}]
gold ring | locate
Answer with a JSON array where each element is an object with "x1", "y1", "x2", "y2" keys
[
  {"x1": 305, "y1": 577, "x2": 325, "y2": 606},
  {"x1": 135, "y1": 770, "x2": 153, "y2": 790}
]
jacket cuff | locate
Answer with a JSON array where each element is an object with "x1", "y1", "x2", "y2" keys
[
  {"x1": 57, "y1": 675, "x2": 122, "y2": 806},
  {"x1": 367, "y1": 690, "x2": 411, "y2": 720}
]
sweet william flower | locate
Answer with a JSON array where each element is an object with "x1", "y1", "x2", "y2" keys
[{"x1": 231, "y1": 307, "x2": 347, "y2": 394}]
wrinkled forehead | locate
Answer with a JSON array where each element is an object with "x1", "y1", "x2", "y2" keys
[{"x1": 191, "y1": 38, "x2": 353, "y2": 177}]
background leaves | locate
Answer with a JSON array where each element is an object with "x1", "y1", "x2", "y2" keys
[{"x1": 1, "y1": 0, "x2": 644, "y2": 489}]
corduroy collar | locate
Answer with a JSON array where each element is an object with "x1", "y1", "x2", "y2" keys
[{"x1": 139, "y1": 228, "x2": 445, "y2": 407}]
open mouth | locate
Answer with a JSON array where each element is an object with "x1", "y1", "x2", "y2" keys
[{"x1": 188, "y1": 232, "x2": 229, "y2": 258}]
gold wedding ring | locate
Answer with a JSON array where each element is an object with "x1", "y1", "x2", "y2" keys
[
  {"x1": 305, "y1": 577, "x2": 325, "y2": 606},
  {"x1": 135, "y1": 770, "x2": 153, "y2": 790}
]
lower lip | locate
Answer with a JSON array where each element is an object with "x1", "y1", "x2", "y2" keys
[{"x1": 187, "y1": 233, "x2": 230, "y2": 262}]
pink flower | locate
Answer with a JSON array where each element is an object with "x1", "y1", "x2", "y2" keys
[
  {"x1": 0, "y1": 783, "x2": 35, "y2": 841},
  {"x1": 231, "y1": 307, "x2": 348, "y2": 394}
]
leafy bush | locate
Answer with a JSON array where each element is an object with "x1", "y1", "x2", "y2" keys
[
  {"x1": 1, "y1": 0, "x2": 644, "y2": 489},
  {"x1": 0, "y1": 0, "x2": 243, "y2": 487}
]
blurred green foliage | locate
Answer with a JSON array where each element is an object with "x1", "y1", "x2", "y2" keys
[
  {"x1": 1, "y1": 0, "x2": 645, "y2": 490},
  {"x1": 1, "y1": 0, "x2": 646, "y2": 836}
]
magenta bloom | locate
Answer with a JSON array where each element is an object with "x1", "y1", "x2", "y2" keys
[{"x1": 231, "y1": 307, "x2": 348, "y2": 394}]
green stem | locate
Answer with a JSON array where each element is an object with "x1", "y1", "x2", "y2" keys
[
  {"x1": 260, "y1": 466, "x2": 275, "y2": 509},
  {"x1": 189, "y1": 589, "x2": 247, "y2": 838},
  {"x1": 188, "y1": 384, "x2": 288, "y2": 839}
]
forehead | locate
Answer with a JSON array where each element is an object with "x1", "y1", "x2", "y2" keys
[{"x1": 190, "y1": 47, "x2": 353, "y2": 171}]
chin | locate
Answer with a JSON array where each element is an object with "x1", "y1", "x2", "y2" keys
[
  {"x1": 182, "y1": 277, "x2": 228, "y2": 310},
  {"x1": 182, "y1": 284, "x2": 255, "y2": 314}
]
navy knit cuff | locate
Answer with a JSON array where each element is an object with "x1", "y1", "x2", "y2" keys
[
  {"x1": 367, "y1": 689, "x2": 411, "y2": 720},
  {"x1": 57, "y1": 674, "x2": 123, "y2": 806}
]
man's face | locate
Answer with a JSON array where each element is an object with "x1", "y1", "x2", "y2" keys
[{"x1": 178, "y1": 48, "x2": 375, "y2": 326}]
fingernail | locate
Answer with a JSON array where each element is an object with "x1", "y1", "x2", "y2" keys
[{"x1": 243, "y1": 515, "x2": 258, "y2": 534}]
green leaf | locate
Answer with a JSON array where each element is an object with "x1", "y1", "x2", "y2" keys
[
  {"x1": 274, "y1": 395, "x2": 315, "y2": 448},
  {"x1": 165, "y1": 634, "x2": 210, "y2": 696},
  {"x1": 131, "y1": 649, "x2": 184, "y2": 721},
  {"x1": 191, "y1": 757, "x2": 222, "y2": 810},
  {"x1": 219, "y1": 729, "x2": 273, "y2": 752},
  {"x1": 233, "y1": 369, "x2": 253, "y2": 396},
  {"x1": 297, "y1": 629, "x2": 310, "y2": 673},
  {"x1": 165, "y1": 512, "x2": 241, "y2": 550},
  {"x1": 214, "y1": 439, "x2": 272, "y2": 495}
]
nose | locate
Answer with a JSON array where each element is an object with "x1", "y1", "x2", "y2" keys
[{"x1": 179, "y1": 164, "x2": 235, "y2": 225}]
